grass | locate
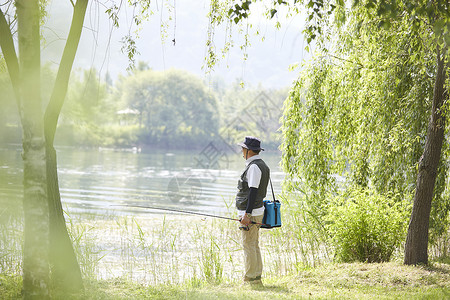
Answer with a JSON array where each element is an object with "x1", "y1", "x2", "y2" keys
[
  {"x1": 1, "y1": 198, "x2": 449, "y2": 299},
  {"x1": 1, "y1": 261, "x2": 449, "y2": 299},
  {"x1": 62, "y1": 210, "x2": 314, "y2": 284}
]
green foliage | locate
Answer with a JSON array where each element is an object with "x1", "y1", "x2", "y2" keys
[
  {"x1": 67, "y1": 215, "x2": 103, "y2": 280},
  {"x1": 0, "y1": 274, "x2": 22, "y2": 299},
  {"x1": 270, "y1": 193, "x2": 331, "y2": 268},
  {"x1": 105, "y1": 125, "x2": 139, "y2": 147},
  {"x1": 281, "y1": 64, "x2": 335, "y2": 201},
  {"x1": 121, "y1": 35, "x2": 140, "y2": 71},
  {"x1": 114, "y1": 68, "x2": 220, "y2": 148},
  {"x1": 226, "y1": 0, "x2": 450, "y2": 49},
  {"x1": 0, "y1": 210, "x2": 22, "y2": 276},
  {"x1": 206, "y1": 0, "x2": 235, "y2": 70},
  {"x1": 2, "y1": 263, "x2": 450, "y2": 299},
  {"x1": 281, "y1": 0, "x2": 449, "y2": 251},
  {"x1": 219, "y1": 0, "x2": 341, "y2": 48},
  {"x1": 325, "y1": 187, "x2": 411, "y2": 263},
  {"x1": 282, "y1": 15, "x2": 433, "y2": 196},
  {"x1": 30, "y1": 64, "x2": 287, "y2": 149},
  {"x1": 200, "y1": 237, "x2": 223, "y2": 284},
  {"x1": 215, "y1": 82, "x2": 285, "y2": 148},
  {"x1": 57, "y1": 67, "x2": 151, "y2": 148},
  {"x1": 0, "y1": 69, "x2": 19, "y2": 143},
  {"x1": 228, "y1": 0, "x2": 251, "y2": 24}
]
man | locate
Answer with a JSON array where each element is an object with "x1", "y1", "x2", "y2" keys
[{"x1": 236, "y1": 136, "x2": 270, "y2": 285}]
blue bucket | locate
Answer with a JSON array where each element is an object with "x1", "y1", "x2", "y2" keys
[{"x1": 261, "y1": 199, "x2": 281, "y2": 229}]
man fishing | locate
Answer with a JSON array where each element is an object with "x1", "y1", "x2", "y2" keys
[{"x1": 236, "y1": 136, "x2": 270, "y2": 285}]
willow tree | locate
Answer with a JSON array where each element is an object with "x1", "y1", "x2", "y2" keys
[
  {"x1": 278, "y1": 0, "x2": 449, "y2": 265},
  {"x1": 0, "y1": 0, "x2": 88, "y2": 297},
  {"x1": 223, "y1": 0, "x2": 448, "y2": 264}
]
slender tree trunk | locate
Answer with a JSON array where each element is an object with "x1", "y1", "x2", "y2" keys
[
  {"x1": 44, "y1": 0, "x2": 88, "y2": 292},
  {"x1": 17, "y1": 0, "x2": 50, "y2": 298},
  {"x1": 404, "y1": 46, "x2": 448, "y2": 265},
  {"x1": 46, "y1": 146, "x2": 84, "y2": 292},
  {"x1": 0, "y1": 10, "x2": 20, "y2": 100},
  {"x1": 3, "y1": 0, "x2": 88, "y2": 296}
]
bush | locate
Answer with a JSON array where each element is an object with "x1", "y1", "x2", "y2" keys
[
  {"x1": 325, "y1": 187, "x2": 411, "y2": 263},
  {"x1": 103, "y1": 124, "x2": 139, "y2": 147}
]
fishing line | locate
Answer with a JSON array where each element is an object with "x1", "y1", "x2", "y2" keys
[{"x1": 113, "y1": 204, "x2": 263, "y2": 225}]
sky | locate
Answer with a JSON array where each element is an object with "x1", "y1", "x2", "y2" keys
[{"x1": 42, "y1": 0, "x2": 309, "y2": 89}]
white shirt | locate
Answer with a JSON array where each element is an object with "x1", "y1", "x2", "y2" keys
[{"x1": 237, "y1": 155, "x2": 265, "y2": 217}]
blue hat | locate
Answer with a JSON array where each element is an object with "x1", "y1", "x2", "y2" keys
[{"x1": 237, "y1": 136, "x2": 264, "y2": 151}]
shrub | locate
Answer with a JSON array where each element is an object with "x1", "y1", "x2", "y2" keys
[
  {"x1": 104, "y1": 124, "x2": 139, "y2": 147},
  {"x1": 325, "y1": 187, "x2": 411, "y2": 263}
]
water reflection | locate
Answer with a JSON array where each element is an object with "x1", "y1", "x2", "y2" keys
[{"x1": 0, "y1": 145, "x2": 284, "y2": 217}]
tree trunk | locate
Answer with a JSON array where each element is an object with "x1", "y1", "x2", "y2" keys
[
  {"x1": 17, "y1": 0, "x2": 50, "y2": 298},
  {"x1": 3, "y1": 0, "x2": 88, "y2": 296},
  {"x1": 46, "y1": 146, "x2": 84, "y2": 292},
  {"x1": 44, "y1": 0, "x2": 88, "y2": 293},
  {"x1": 404, "y1": 46, "x2": 448, "y2": 265}
]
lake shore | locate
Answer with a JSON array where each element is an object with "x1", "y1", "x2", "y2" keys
[{"x1": 2, "y1": 261, "x2": 449, "y2": 299}]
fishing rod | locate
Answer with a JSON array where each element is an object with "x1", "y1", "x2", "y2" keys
[{"x1": 113, "y1": 204, "x2": 264, "y2": 226}]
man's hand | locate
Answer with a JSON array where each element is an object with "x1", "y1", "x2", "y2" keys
[{"x1": 240, "y1": 213, "x2": 251, "y2": 226}]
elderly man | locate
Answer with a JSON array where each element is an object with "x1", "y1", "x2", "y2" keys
[{"x1": 236, "y1": 136, "x2": 270, "y2": 285}]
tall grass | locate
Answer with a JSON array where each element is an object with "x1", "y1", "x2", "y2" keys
[
  {"x1": 261, "y1": 192, "x2": 330, "y2": 275},
  {"x1": 0, "y1": 196, "x2": 448, "y2": 287},
  {"x1": 0, "y1": 207, "x2": 22, "y2": 275},
  {"x1": 62, "y1": 198, "x2": 330, "y2": 284},
  {"x1": 66, "y1": 212, "x2": 105, "y2": 280}
]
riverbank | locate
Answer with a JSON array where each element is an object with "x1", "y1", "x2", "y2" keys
[{"x1": 1, "y1": 261, "x2": 449, "y2": 299}]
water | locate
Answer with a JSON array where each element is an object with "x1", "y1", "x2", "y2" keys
[
  {"x1": 0, "y1": 144, "x2": 289, "y2": 282},
  {"x1": 0, "y1": 144, "x2": 284, "y2": 217}
]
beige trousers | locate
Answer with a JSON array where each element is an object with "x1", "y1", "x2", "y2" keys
[{"x1": 241, "y1": 215, "x2": 264, "y2": 280}]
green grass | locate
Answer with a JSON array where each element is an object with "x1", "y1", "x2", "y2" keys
[
  {"x1": 2, "y1": 261, "x2": 448, "y2": 299},
  {"x1": 1, "y1": 200, "x2": 449, "y2": 299}
]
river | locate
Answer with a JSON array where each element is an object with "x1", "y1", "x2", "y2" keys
[
  {"x1": 0, "y1": 144, "x2": 292, "y2": 282},
  {"x1": 0, "y1": 144, "x2": 284, "y2": 217}
]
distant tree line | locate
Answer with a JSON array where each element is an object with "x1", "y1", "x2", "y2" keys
[{"x1": 0, "y1": 64, "x2": 286, "y2": 150}]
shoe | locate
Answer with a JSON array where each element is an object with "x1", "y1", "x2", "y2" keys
[
  {"x1": 250, "y1": 279, "x2": 262, "y2": 285},
  {"x1": 243, "y1": 276, "x2": 262, "y2": 284},
  {"x1": 249, "y1": 278, "x2": 263, "y2": 286}
]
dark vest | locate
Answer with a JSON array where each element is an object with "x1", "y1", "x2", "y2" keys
[{"x1": 235, "y1": 158, "x2": 270, "y2": 211}]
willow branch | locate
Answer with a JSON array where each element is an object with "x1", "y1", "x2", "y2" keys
[{"x1": 328, "y1": 54, "x2": 365, "y2": 69}]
